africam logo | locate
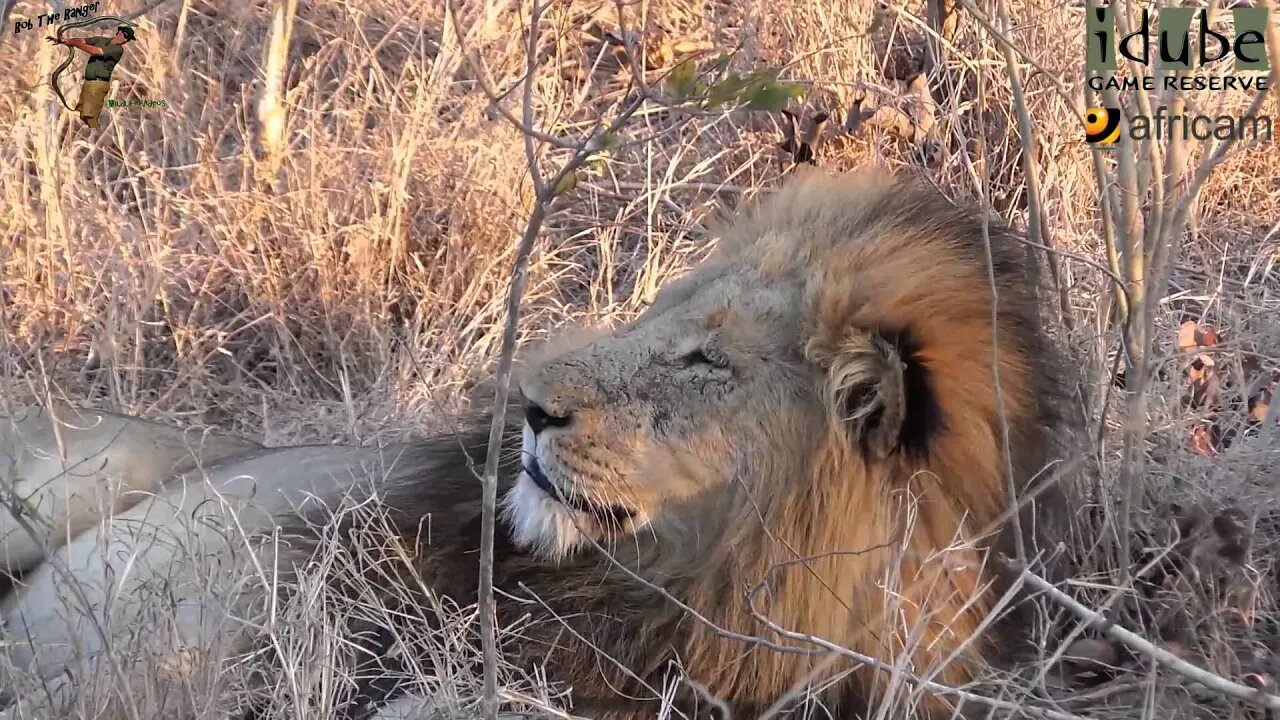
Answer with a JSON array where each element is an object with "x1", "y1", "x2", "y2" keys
[
  {"x1": 1083, "y1": 105, "x2": 1273, "y2": 146},
  {"x1": 1083, "y1": 107, "x2": 1122, "y2": 144}
]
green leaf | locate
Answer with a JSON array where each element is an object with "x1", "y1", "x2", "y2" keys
[
  {"x1": 665, "y1": 58, "x2": 699, "y2": 100},
  {"x1": 742, "y1": 67, "x2": 783, "y2": 85},
  {"x1": 552, "y1": 171, "x2": 578, "y2": 198},
  {"x1": 743, "y1": 81, "x2": 806, "y2": 111},
  {"x1": 705, "y1": 73, "x2": 752, "y2": 108},
  {"x1": 598, "y1": 131, "x2": 622, "y2": 152},
  {"x1": 708, "y1": 53, "x2": 733, "y2": 72}
]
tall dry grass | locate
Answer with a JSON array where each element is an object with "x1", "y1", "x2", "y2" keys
[{"x1": 1, "y1": 0, "x2": 1278, "y2": 717}]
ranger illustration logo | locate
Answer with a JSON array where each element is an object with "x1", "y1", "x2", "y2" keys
[{"x1": 45, "y1": 15, "x2": 139, "y2": 128}]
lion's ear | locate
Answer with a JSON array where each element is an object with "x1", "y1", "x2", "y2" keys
[{"x1": 811, "y1": 329, "x2": 936, "y2": 459}]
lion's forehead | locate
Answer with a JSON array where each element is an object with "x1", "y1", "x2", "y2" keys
[
  {"x1": 647, "y1": 265, "x2": 803, "y2": 331},
  {"x1": 523, "y1": 271, "x2": 805, "y2": 412}
]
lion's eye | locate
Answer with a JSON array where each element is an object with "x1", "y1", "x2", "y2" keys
[{"x1": 681, "y1": 347, "x2": 730, "y2": 369}]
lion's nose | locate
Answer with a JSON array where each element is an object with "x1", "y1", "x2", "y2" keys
[{"x1": 524, "y1": 399, "x2": 572, "y2": 435}]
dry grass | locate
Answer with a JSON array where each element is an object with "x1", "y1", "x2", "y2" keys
[{"x1": 1, "y1": 0, "x2": 1278, "y2": 717}]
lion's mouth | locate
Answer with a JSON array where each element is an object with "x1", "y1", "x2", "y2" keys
[{"x1": 524, "y1": 458, "x2": 636, "y2": 527}]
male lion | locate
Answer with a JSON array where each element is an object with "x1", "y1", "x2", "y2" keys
[{"x1": 0, "y1": 168, "x2": 1071, "y2": 719}]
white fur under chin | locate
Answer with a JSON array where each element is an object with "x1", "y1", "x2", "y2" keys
[
  {"x1": 500, "y1": 473, "x2": 589, "y2": 561},
  {"x1": 500, "y1": 422, "x2": 589, "y2": 561}
]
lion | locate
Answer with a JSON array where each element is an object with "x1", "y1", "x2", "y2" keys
[{"x1": 0, "y1": 168, "x2": 1072, "y2": 719}]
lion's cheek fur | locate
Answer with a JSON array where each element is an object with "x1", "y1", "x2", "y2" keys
[{"x1": 628, "y1": 428, "x2": 738, "y2": 508}]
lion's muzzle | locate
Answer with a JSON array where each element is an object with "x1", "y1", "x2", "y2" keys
[{"x1": 523, "y1": 455, "x2": 635, "y2": 526}]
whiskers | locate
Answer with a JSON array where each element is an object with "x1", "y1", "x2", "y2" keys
[{"x1": 504, "y1": 453, "x2": 650, "y2": 562}]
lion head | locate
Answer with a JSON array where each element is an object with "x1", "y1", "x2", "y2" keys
[
  {"x1": 501, "y1": 168, "x2": 1070, "y2": 712},
  {"x1": 505, "y1": 167, "x2": 1064, "y2": 556},
  {"x1": 503, "y1": 248, "x2": 824, "y2": 559}
]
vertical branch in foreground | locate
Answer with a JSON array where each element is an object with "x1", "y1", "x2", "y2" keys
[
  {"x1": 467, "y1": 1, "x2": 649, "y2": 716},
  {"x1": 257, "y1": 0, "x2": 297, "y2": 189},
  {"x1": 477, "y1": 195, "x2": 545, "y2": 720},
  {"x1": 475, "y1": 122, "x2": 642, "y2": 717},
  {"x1": 991, "y1": 0, "x2": 1074, "y2": 336},
  {"x1": 1108, "y1": 0, "x2": 1155, "y2": 594},
  {"x1": 476, "y1": 3, "x2": 551, "y2": 717},
  {"x1": 1074, "y1": 0, "x2": 1152, "y2": 591}
]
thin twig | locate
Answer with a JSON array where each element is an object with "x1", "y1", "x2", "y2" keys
[
  {"x1": 443, "y1": 1, "x2": 578, "y2": 151},
  {"x1": 987, "y1": 0, "x2": 1073, "y2": 332},
  {"x1": 952, "y1": 0, "x2": 1081, "y2": 120},
  {"x1": 742, "y1": 584, "x2": 1091, "y2": 720},
  {"x1": 1006, "y1": 557, "x2": 1280, "y2": 711},
  {"x1": 455, "y1": 4, "x2": 653, "y2": 717}
]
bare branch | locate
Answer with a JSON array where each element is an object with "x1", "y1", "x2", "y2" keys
[
  {"x1": 742, "y1": 579, "x2": 1092, "y2": 720},
  {"x1": 445, "y1": 4, "x2": 655, "y2": 718},
  {"x1": 1006, "y1": 558, "x2": 1280, "y2": 712}
]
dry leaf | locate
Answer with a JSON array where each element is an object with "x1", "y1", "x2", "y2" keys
[
  {"x1": 671, "y1": 40, "x2": 712, "y2": 55},
  {"x1": 1190, "y1": 424, "x2": 1219, "y2": 457},
  {"x1": 1177, "y1": 320, "x2": 1218, "y2": 353},
  {"x1": 778, "y1": 109, "x2": 829, "y2": 165}
]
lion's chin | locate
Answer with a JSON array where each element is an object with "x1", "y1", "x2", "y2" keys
[
  {"x1": 501, "y1": 473, "x2": 589, "y2": 561},
  {"x1": 500, "y1": 472, "x2": 645, "y2": 562}
]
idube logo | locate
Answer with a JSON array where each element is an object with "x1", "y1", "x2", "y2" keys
[
  {"x1": 1082, "y1": 4, "x2": 1273, "y2": 147},
  {"x1": 1087, "y1": 5, "x2": 1270, "y2": 83}
]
